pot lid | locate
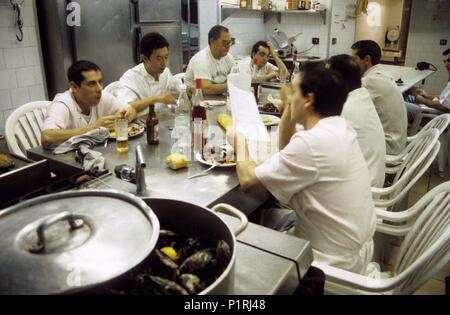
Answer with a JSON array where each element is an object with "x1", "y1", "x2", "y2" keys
[{"x1": 0, "y1": 189, "x2": 160, "y2": 294}]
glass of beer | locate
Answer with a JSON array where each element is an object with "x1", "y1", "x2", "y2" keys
[{"x1": 115, "y1": 118, "x2": 129, "y2": 153}]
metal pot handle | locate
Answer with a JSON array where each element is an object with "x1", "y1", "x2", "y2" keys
[
  {"x1": 211, "y1": 203, "x2": 248, "y2": 236},
  {"x1": 29, "y1": 211, "x2": 84, "y2": 253}
]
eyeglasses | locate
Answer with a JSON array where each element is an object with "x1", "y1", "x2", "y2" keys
[
  {"x1": 444, "y1": 58, "x2": 450, "y2": 63},
  {"x1": 221, "y1": 38, "x2": 235, "y2": 47}
]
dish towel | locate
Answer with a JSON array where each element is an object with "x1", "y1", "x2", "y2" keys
[
  {"x1": 53, "y1": 127, "x2": 109, "y2": 154},
  {"x1": 52, "y1": 127, "x2": 109, "y2": 173}
]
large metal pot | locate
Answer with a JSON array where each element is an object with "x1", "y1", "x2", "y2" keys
[
  {"x1": 0, "y1": 190, "x2": 247, "y2": 295},
  {"x1": 0, "y1": 189, "x2": 160, "y2": 295},
  {"x1": 142, "y1": 198, "x2": 248, "y2": 295}
]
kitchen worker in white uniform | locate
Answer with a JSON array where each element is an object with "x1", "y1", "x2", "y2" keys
[
  {"x1": 185, "y1": 25, "x2": 235, "y2": 95},
  {"x1": 327, "y1": 54, "x2": 386, "y2": 188},
  {"x1": 405, "y1": 48, "x2": 450, "y2": 115},
  {"x1": 230, "y1": 65, "x2": 376, "y2": 274},
  {"x1": 239, "y1": 41, "x2": 288, "y2": 83},
  {"x1": 42, "y1": 60, "x2": 136, "y2": 147},
  {"x1": 116, "y1": 32, "x2": 184, "y2": 113},
  {"x1": 351, "y1": 40, "x2": 407, "y2": 156}
]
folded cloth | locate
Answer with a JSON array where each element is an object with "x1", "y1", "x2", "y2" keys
[
  {"x1": 53, "y1": 127, "x2": 109, "y2": 154},
  {"x1": 77, "y1": 144, "x2": 105, "y2": 172}
]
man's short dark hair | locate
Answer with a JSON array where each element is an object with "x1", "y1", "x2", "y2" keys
[
  {"x1": 298, "y1": 63, "x2": 347, "y2": 117},
  {"x1": 327, "y1": 54, "x2": 362, "y2": 94},
  {"x1": 351, "y1": 40, "x2": 382, "y2": 65},
  {"x1": 208, "y1": 25, "x2": 229, "y2": 45},
  {"x1": 251, "y1": 41, "x2": 270, "y2": 56},
  {"x1": 443, "y1": 49, "x2": 450, "y2": 56},
  {"x1": 140, "y1": 32, "x2": 169, "y2": 58},
  {"x1": 67, "y1": 60, "x2": 101, "y2": 86}
]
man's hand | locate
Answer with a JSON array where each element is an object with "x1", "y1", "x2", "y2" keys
[
  {"x1": 415, "y1": 94, "x2": 427, "y2": 105},
  {"x1": 415, "y1": 88, "x2": 430, "y2": 99},
  {"x1": 279, "y1": 84, "x2": 293, "y2": 115},
  {"x1": 157, "y1": 92, "x2": 177, "y2": 105},
  {"x1": 95, "y1": 115, "x2": 116, "y2": 131},
  {"x1": 115, "y1": 106, "x2": 137, "y2": 122},
  {"x1": 267, "y1": 41, "x2": 276, "y2": 55}
]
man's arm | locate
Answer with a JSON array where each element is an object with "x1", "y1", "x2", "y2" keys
[
  {"x1": 415, "y1": 94, "x2": 449, "y2": 112},
  {"x1": 201, "y1": 79, "x2": 228, "y2": 96},
  {"x1": 267, "y1": 41, "x2": 288, "y2": 77},
  {"x1": 278, "y1": 84, "x2": 296, "y2": 150},
  {"x1": 232, "y1": 133, "x2": 266, "y2": 193},
  {"x1": 41, "y1": 115, "x2": 116, "y2": 148},
  {"x1": 128, "y1": 93, "x2": 176, "y2": 112}
]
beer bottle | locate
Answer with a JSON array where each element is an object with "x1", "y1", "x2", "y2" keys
[{"x1": 146, "y1": 105, "x2": 159, "y2": 145}]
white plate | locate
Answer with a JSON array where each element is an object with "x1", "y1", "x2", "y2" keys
[
  {"x1": 109, "y1": 123, "x2": 145, "y2": 139},
  {"x1": 195, "y1": 152, "x2": 236, "y2": 168},
  {"x1": 260, "y1": 114, "x2": 281, "y2": 126}
]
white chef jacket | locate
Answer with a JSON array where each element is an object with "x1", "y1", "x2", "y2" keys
[
  {"x1": 238, "y1": 56, "x2": 278, "y2": 77},
  {"x1": 43, "y1": 90, "x2": 127, "y2": 131},
  {"x1": 115, "y1": 63, "x2": 181, "y2": 112},
  {"x1": 255, "y1": 116, "x2": 376, "y2": 274},
  {"x1": 342, "y1": 87, "x2": 386, "y2": 188},
  {"x1": 362, "y1": 64, "x2": 408, "y2": 155},
  {"x1": 185, "y1": 47, "x2": 235, "y2": 87}
]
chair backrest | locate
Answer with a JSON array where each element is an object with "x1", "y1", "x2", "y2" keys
[
  {"x1": 104, "y1": 81, "x2": 120, "y2": 96},
  {"x1": 387, "y1": 129, "x2": 440, "y2": 208},
  {"x1": 4, "y1": 101, "x2": 51, "y2": 157},
  {"x1": 411, "y1": 113, "x2": 450, "y2": 139},
  {"x1": 392, "y1": 182, "x2": 450, "y2": 294}
]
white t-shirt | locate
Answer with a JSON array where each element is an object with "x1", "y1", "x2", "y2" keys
[
  {"x1": 43, "y1": 90, "x2": 128, "y2": 131},
  {"x1": 362, "y1": 64, "x2": 408, "y2": 155},
  {"x1": 255, "y1": 116, "x2": 376, "y2": 274},
  {"x1": 439, "y1": 81, "x2": 450, "y2": 109},
  {"x1": 185, "y1": 47, "x2": 235, "y2": 87},
  {"x1": 115, "y1": 63, "x2": 181, "y2": 112},
  {"x1": 238, "y1": 56, "x2": 278, "y2": 78},
  {"x1": 342, "y1": 87, "x2": 386, "y2": 188}
]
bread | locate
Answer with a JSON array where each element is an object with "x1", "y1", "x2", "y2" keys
[
  {"x1": 164, "y1": 153, "x2": 188, "y2": 170},
  {"x1": 217, "y1": 113, "x2": 233, "y2": 130}
]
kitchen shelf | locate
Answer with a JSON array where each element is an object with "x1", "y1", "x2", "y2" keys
[{"x1": 221, "y1": 7, "x2": 327, "y2": 25}]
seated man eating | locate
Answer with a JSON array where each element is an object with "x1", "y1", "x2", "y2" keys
[
  {"x1": 231, "y1": 65, "x2": 376, "y2": 274},
  {"x1": 42, "y1": 60, "x2": 136, "y2": 147}
]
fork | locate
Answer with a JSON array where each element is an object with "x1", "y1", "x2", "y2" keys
[{"x1": 188, "y1": 161, "x2": 221, "y2": 179}]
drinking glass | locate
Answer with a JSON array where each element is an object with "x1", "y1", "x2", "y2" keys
[{"x1": 115, "y1": 119, "x2": 129, "y2": 153}]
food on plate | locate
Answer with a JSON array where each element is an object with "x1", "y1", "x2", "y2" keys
[
  {"x1": 203, "y1": 143, "x2": 235, "y2": 164},
  {"x1": 259, "y1": 102, "x2": 279, "y2": 114},
  {"x1": 261, "y1": 116, "x2": 273, "y2": 125},
  {"x1": 110, "y1": 124, "x2": 144, "y2": 138},
  {"x1": 165, "y1": 153, "x2": 188, "y2": 170}
]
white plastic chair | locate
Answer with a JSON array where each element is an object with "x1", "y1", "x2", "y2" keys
[
  {"x1": 104, "y1": 81, "x2": 120, "y2": 96},
  {"x1": 5, "y1": 101, "x2": 51, "y2": 158},
  {"x1": 409, "y1": 104, "x2": 444, "y2": 136},
  {"x1": 313, "y1": 181, "x2": 450, "y2": 295},
  {"x1": 388, "y1": 114, "x2": 450, "y2": 176},
  {"x1": 372, "y1": 129, "x2": 440, "y2": 210}
]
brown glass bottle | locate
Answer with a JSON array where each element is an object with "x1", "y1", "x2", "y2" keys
[{"x1": 146, "y1": 105, "x2": 159, "y2": 145}]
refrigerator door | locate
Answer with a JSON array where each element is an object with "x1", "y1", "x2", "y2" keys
[
  {"x1": 138, "y1": 24, "x2": 183, "y2": 74},
  {"x1": 72, "y1": 0, "x2": 136, "y2": 85},
  {"x1": 138, "y1": 0, "x2": 181, "y2": 23}
]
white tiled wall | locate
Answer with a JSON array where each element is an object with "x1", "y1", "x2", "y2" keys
[
  {"x1": 222, "y1": 11, "x2": 266, "y2": 58},
  {"x1": 405, "y1": 0, "x2": 450, "y2": 95},
  {"x1": 0, "y1": 0, "x2": 46, "y2": 135}
]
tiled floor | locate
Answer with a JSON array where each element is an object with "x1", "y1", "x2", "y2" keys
[{"x1": 387, "y1": 163, "x2": 450, "y2": 295}]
